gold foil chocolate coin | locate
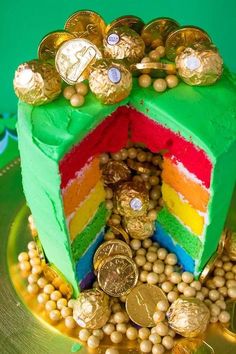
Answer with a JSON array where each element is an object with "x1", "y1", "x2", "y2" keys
[
  {"x1": 126, "y1": 284, "x2": 167, "y2": 327},
  {"x1": 167, "y1": 297, "x2": 210, "y2": 337},
  {"x1": 165, "y1": 26, "x2": 212, "y2": 61},
  {"x1": 104, "y1": 26, "x2": 145, "y2": 63},
  {"x1": 130, "y1": 61, "x2": 176, "y2": 73},
  {"x1": 38, "y1": 30, "x2": 76, "y2": 61},
  {"x1": 106, "y1": 15, "x2": 145, "y2": 34},
  {"x1": 225, "y1": 229, "x2": 236, "y2": 261},
  {"x1": 97, "y1": 254, "x2": 138, "y2": 297},
  {"x1": 55, "y1": 38, "x2": 102, "y2": 84},
  {"x1": 89, "y1": 59, "x2": 132, "y2": 104},
  {"x1": 73, "y1": 288, "x2": 111, "y2": 329},
  {"x1": 93, "y1": 239, "x2": 132, "y2": 271},
  {"x1": 141, "y1": 17, "x2": 179, "y2": 49},
  {"x1": 64, "y1": 10, "x2": 106, "y2": 47},
  {"x1": 13, "y1": 60, "x2": 61, "y2": 105},
  {"x1": 115, "y1": 181, "x2": 149, "y2": 217},
  {"x1": 199, "y1": 252, "x2": 219, "y2": 283},
  {"x1": 176, "y1": 46, "x2": 223, "y2": 86},
  {"x1": 102, "y1": 160, "x2": 131, "y2": 185}
]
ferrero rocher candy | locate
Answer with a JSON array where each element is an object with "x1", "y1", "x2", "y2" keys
[
  {"x1": 103, "y1": 26, "x2": 145, "y2": 63},
  {"x1": 106, "y1": 15, "x2": 145, "y2": 34},
  {"x1": 115, "y1": 181, "x2": 149, "y2": 217},
  {"x1": 102, "y1": 160, "x2": 131, "y2": 184},
  {"x1": 141, "y1": 17, "x2": 179, "y2": 49},
  {"x1": 73, "y1": 288, "x2": 111, "y2": 329},
  {"x1": 55, "y1": 38, "x2": 102, "y2": 84},
  {"x1": 64, "y1": 10, "x2": 106, "y2": 48},
  {"x1": 13, "y1": 60, "x2": 61, "y2": 105},
  {"x1": 167, "y1": 297, "x2": 210, "y2": 337},
  {"x1": 225, "y1": 230, "x2": 236, "y2": 261},
  {"x1": 176, "y1": 46, "x2": 223, "y2": 86},
  {"x1": 124, "y1": 215, "x2": 155, "y2": 240},
  {"x1": 97, "y1": 255, "x2": 138, "y2": 297},
  {"x1": 89, "y1": 59, "x2": 132, "y2": 104},
  {"x1": 38, "y1": 30, "x2": 76, "y2": 61}
]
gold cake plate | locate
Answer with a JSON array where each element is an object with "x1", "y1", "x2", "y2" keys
[{"x1": 1, "y1": 161, "x2": 236, "y2": 354}]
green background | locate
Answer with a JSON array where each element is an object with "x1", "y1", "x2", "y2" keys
[{"x1": 1, "y1": 0, "x2": 236, "y2": 113}]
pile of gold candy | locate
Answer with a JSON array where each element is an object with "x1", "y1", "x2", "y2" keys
[
  {"x1": 13, "y1": 10, "x2": 223, "y2": 107},
  {"x1": 18, "y1": 144, "x2": 236, "y2": 354}
]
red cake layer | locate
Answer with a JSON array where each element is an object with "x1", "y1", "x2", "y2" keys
[{"x1": 60, "y1": 107, "x2": 212, "y2": 188}]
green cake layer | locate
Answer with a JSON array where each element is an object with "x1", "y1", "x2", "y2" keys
[
  {"x1": 17, "y1": 70, "x2": 236, "y2": 292},
  {"x1": 158, "y1": 207, "x2": 202, "y2": 259},
  {"x1": 71, "y1": 202, "x2": 109, "y2": 262}
]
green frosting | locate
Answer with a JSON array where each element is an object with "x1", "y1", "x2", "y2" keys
[
  {"x1": 71, "y1": 202, "x2": 108, "y2": 262},
  {"x1": 17, "y1": 70, "x2": 236, "y2": 290},
  {"x1": 158, "y1": 207, "x2": 202, "y2": 259}
]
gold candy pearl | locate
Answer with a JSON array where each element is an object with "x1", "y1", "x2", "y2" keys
[
  {"x1": 149, "y1": 50, "x2": 160, "y2": 61},
  {"x1": 110, "y1": 331, "x2": 123, "y2": 344},
  {"x1": 149, "y1": 176, "x2": 160, "y2": 186},
  {"x1": 57, "y1": 298, "x2": 68, "y2": 310},
  {"x1": 149, "y1": 333, "x2": 162, "y2": 345},
  {"x1": 138, "y1": 74, "x2": 152, "y2": 88},
  {"x1": 63, "y1": 86, "x2": 76, "y2": 100},
  {"x1": 142, "y1": 239, "x2": 152, "y2": 249},
  {"x1": 28, "y1": 273, "x2": 39, "y2": 284},
  {"x1": 165, "y1": 74, "x2": 179, "y2": 88},
  {"x1": 79, "y1": 328, "x2": 91, "y2": 341},
  {"x1": 87, "y1": 335, "x2": 100, "y2": 349},
  {"x1": 116, "y1": 323, "x2": 127, "y2": 334},
  {"x1": 157, "y1": 300, "x2": 169, "y2": 312},
  {"x1": 28, "y1": 241, "x2": 37, "y2": 250},
  {"x1": 105, "y1": 187, "x2": 113, "y2": 199},
  {"x1": 146, "y1": 252, "x2": 157, "y2": 263},
  {"x1": 27, "y1": 283, "x2": 39, "y2": 294},
  {"x1": 37, "y1": 277, "x2": 48, "y2": 288},
  {"x1": 113, "y1": 311, "x2": 127, "y2": 324},
  {"x1": 183, "y1": 286, "x2": 196, "y2": 298},
  {"x1": 181, "y1": 271, "x2": 194, "y2": 284},
  {"x1": 152, "y1": 344, "x2": 165, "y2": 354},
  {"x1": 31, "y1": 264, "x2": 42, "y2": 275},
  {"x1": 130, "y1": 239, "x2": 142, "y2": 251},
  {"x1": 153, "y1": 310, "x2": 165, "y2": 323},
  {"x1": 70, "y1": 93, "x2": 85, "y2": 107},
  {"x1": 126, "y1": 326, "x2": 138, "y2": 340},
  {"x1": 147, "y1": 209, "x2": 157, "y2": 221},
  {"x1": 37, "y1": 293, "x2": 50, "y2": 304},
  {"x1": 156, "y1": 46, "x2": 166, "y2": 58},
  {"x1": 165, "y1": 253, "x2": 177, "y2": 266},
  {"x1": 65, "y1": 316, "x2": 77, "y2": 329},
  {"x1": 219, "y1": 310, "x2": 230, "y2": 323},
  {"x1": 128, "y1": 147, "x2": 137, "y2": 159},
  {"x1": 61, "y1": 306, "x2": 72, "y2": 318},
  {"x1": 155, "y1": 322, "x2": 169, "y2": 337},
  {"x1": 28, "y1": 249, "x2": 38, "y2": 258},
  {"x1": 45, "y1": 300, "x2": 57, "y2": 311},
  {"x1": 75, "y1": 82, "x2": 89, "y2": 96},
  {"x1": 162, "y1": 335, "x2": 174, "y2": 350},
  {"x1": 103, "y1": 323, "x2": 115, "y2": 336},
  {"x1": 50, "y1": 290, "x2": 62, "y2": 301},
  {"x1": 147, "y1": 272, "x2": 159, "y2": 285},
  {"x1": 93, "y1": 329, "x2": 104, "y2": 340},
  {"x1": 100, "y1": 153, "x2": 109, "y2": 164},
  {"x1": 18, "y1": 252, "x2": 29, "y2": 262},
  {"x1": 105, "y1": 348, "x2": 120, "y2": 354},
  {"x1": 138, "y1": 327, "x2": 150, "y2": 340},
  {"x1": 140, "y1": 339, "x2": 153, "y2": 353},
  {"x1": 167, "y1": 291, "x2": 179, "y2": 303},
  {"x1": 228, "y1": 286, "x2": 236, "y2": 299},
  {"x1": 153, "y1": 79, "x2": 167, "y2": 92},
  {"x1": 49, "y1": 309, "x2": 61, "y2": 322},
  {"x1": 30, "y1": 257, "x2": 41, "y2": 266},
  {"x1": 105, "y1": 200, "x2": 114, "y2": 211},
  {"x1": 19, "y1": 260, "x2": 31, "y2": 272},
  {"x1": 44, "y1": 284, "x2": 55, "y2": 295}
]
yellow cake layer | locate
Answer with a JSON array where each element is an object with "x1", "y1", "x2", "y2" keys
[
  {"x1": 162, "y1": 182, "x2": 205, "y2": 236},
  {"x1": 162, "y1": 158, "x2": 210, "y2": 212},
  {"x1": 63, "y1": 157, "x2": 101, "y2": 217},
  {"x1": 69, "y1": 180, "x2": 105, "y2": 241}
]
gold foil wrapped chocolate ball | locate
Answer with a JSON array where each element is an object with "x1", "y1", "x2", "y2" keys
[
  {"x1": 103, "y1": 26, "x2": 145, "y2": 63},
  {"x1": 115, "y1": 181, "x2": 149, "y2": 217},
  {"x1": 73, "y1": 288, "x2": 111, "y2": 329},
  {"x1": 176, "y1": 46, "x2": 223, "y2": 86},
  {"x1": 89, "y1": 59, "x2": 132, "y2": 104},
  {"x1": 167, "y1": 297, "x2": 210, "y2": 337},
  {"x1": 225, "y1": 230, "x2": 236, "y2": 261},
  {"x1": 124, "y1": 215, "x2": 155, "y2": 240},
  {"x1": 102, "y1": 160, "x2": 131, "y2": 185},
  {"x1": 13, "y1": 60, "x2": 61, "y2": 105}
]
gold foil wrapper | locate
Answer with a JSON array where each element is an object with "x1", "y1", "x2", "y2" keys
[
  {"x1": 125, "y1": 284, "x2": 167, "y2": 327},
  {"x1": 115, "y1": 181, "x2": 149, "y2": 217},
  {"x1": 127, "y1": 158, "x2": 156, "y2": 175},
  {"x1": 102, "y1": 160, "x2": 131, "y2": 185},
  {"x1": 13, "y1": 60, "x2": 61, "y2": 105},
  {"x1": 64, "y1": 10, "x2": 106, "y2": 48},
  {"x1": 199, "y1": 252, "x2": 219, "y2": 284},
  {"x1": 55, "y1": 38, "x2": 102, "y2": 85},
  {"x1": 176, "y1": 46, "x2": 223, "y2": 86},
  {"x1": 124, "y1": 215, "x2": 155, "y2": 240},
  {"x1": 225, "y1": 230, "x2": 236, "y2": 261},
  {"x1": 73, "y1": 289, "x2": 111, "y2": 329},
  {"x1": 89, "y1": 59, "x2": 132, "y2": 104},
  {"x1": 97, "y1": 255, "x2": 138, "y2": 297},
  {"x1": 167, "y1": 297, "x2": 210, "y2": 337},
  {"x1": 104, "y1": 26, "x2": 145, "y2": 63},
  {"x1": 172, "y1": 338, "x2": 215, "y2": 354},
  {"x1": 106, "y1": 15, "x2": 145, "y2": 34}
]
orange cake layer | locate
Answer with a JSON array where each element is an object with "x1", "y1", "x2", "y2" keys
[
  {"x1": 162, "y1": 182, "x2": 205, "y2": 236},
  {"x1": 162, "y1": 158, "x2": 210, "y2": 212},
  {"x1": 63, "y1": 157, "x2": 101, "y2": 216}
]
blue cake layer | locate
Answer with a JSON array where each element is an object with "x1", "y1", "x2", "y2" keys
[
  {"x1": 153, "y1": 223, "x2": 195, "y2": 274},
  {"x1": 76, "y1": 229, "x2": 105, "y2": 289}
]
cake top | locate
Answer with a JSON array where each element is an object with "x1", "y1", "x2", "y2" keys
[{"x1": 18, "y1": 69, "x2": 236, "y2": 163}]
